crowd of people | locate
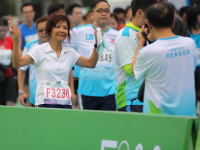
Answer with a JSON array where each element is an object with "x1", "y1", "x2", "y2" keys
[{"x1": 0, "y1": 0, "x2": 200, "y2": 116}]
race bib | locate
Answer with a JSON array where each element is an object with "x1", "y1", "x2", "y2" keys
[
  {"x1": 43, "y1": 80, "x2": 72, "y2": 105},
  {"x1": 90, "y1": 46, "x2": 113, "y2": 64},
  {"x1": 25, "y1": 34, "x2": 38, "y2": 44},
  {"x1": 0, "y1": 49, "x2": 12, "y2": 66}
]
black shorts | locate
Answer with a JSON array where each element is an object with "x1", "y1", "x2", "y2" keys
[
  {"x1": 195, "y1": 67, "x2": 200, "y2": 89},
  {"x1": 24, "y1": 69, "x2": 29, "y2": 85},
  {"x1": 74, "y1": 77, "x2": 79, "y2": 94},
  {"x1": 118, "y1": 105, "x2": 143, "y2": 112},
  {"x1": 82, "y1": 94, "x2": 116, "y2": 111},
  {"x1": 38, "y1": 104, "x2": 72, "y2": 109},
  {"x1": 0, "y1": 76, "x2": 17, "y2": 105}
]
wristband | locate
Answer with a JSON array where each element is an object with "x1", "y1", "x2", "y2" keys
[
  {"x1": 18, "y1": 91, "x2": 25, "y2": 95},
  {"x1": 94, "y1": 44, "x2": 97, "y2": 48}
]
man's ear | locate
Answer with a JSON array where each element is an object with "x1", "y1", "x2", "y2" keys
[
  {"x1": 147, "y1": 20, "x2": 152, "y2": 30},
  {"x1": 171, "y1": 18, "x2": 175, "y2": 29},
  {"x1": 90, "y1": 12, "x2": 94, "y2": 20},
  {"x1": 136, "y1": 9, "x2": 143, "y2": 18}
]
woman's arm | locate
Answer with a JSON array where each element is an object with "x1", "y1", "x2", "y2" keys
[
  {"x1": 76, "y1": 48, "x2": 98, "y2": 68},
  {"x1": 75, "y1": 22, "x2": 99, "y2": 68},
  {"x1": 9, "y1": 20, "x2": 34, "y2": 68}
]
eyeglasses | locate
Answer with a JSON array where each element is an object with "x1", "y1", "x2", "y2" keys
[
  {"x1": 93, "y1": 8, "x2": 110, "y2": 14},
  {"x1": 38, "y1": 29, "x2": 45, "y2": 33},
  {"x1": 22, "y1": 10, "x2": 34, "y2": 14},
  {"x1": 0, "y1": 29, "x2": 7, "y2": 32}
]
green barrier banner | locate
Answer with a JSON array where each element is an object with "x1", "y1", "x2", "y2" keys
[{"x1": 0, "y1": 106, "x2": 198, "y2": 150}]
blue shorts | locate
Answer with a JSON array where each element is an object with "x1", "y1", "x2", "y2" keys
[
  {"x1": 38, "y1": 104, "x2": 72, "y2": 109},
  {"x1": 82, "y1": 94, "x2": 116, "y2": 111}
]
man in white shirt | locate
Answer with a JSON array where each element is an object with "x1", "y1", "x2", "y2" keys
[
  {"x1": 132, "y1": 2, "x2": 197, "y2": 116},
  {"x1": 66, "y1": 0, "x2": 118, "y2": 110},
  {"x1": 114, "y1": 0, "x2": 157, "y2": 112}
]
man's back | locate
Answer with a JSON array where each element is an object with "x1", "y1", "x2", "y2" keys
[{"x1": 134, "y1": 36, "x2": 197, "y2": 116}]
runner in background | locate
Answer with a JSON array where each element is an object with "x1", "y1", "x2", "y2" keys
[
  {"x1": 17, "y1": 17, "x2": 48, "y2": 107},
  {"x1": 66, "y1": 3, "x2": 83, "y2": 108},
  {"x1": 108, "y1": 13, "x2": 119, "y2": 30},
  {"x1": 132, "y1": 2, "x2": 197, "y2": 116},
  {"x1": 125, "y1": 6, "x2": 132, "y2": 23},
  {"x1": 113, "y1": 8, "x2": 125, "y2": 30},
  {"x1": 82, "y1": 10, "x2": 93, "y2": 25},
  {"x1": 179, "y1": 6, "x2": 189, "y2": 28},
  {"x1": 10, "y1": 14, "x2": 100, "y2": 109},
  {"x1": 66, "y1": 0, "x2": 118, "y2": 111},
  {"x1": 18, "y1": 2, "x2": 38, "y2": 100},
  {"x1": 66, "y1": 3, "x2": 82, "y2": 28},
  {"x1": 47, "y1": 2, "x2": 65, "y2": 16},
  {"x1": 186, "y1": 6, "x2": 200, "y2": 114},
  {"x1": 0, "y1": 16, "x2": 17, "y2": 106},
  {"x1": 114, "y1": 0, "x2": 157, "y2": 112}
]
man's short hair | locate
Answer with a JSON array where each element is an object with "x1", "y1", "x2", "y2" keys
[
  {"x1": 21, "y1": 2, "x2": 34, "y2": 12},
  {"x1": 113, "y1": 8, "x2": 125, "y2": 15},
  {"x1": 66, "y1": 3, "x2": 81, "y2": 15},
  {"x1": 131, "y1": 0, "x2": 157, "y2": 17},
  {"x1": 146, "y1": 2, "x2": 174, "y2": 28},
  {"x1": 91, "y1": 0, "x2": 110, "y2": 11},
  {"x1": 186, "y1": 6, "x2": 200, "y2": 31},
  {"x1": 179, "y1": 6, "x2": 189, "y2": 17},
  {"x1": 36, "y1": 17, "x2": 48, "y2": 29},
  {"x1": 125, "y1": 6, "x2": 131, "y2": 15},
  {"x1": 48, "y1": 2, "x2": 64, "y2": 16}
]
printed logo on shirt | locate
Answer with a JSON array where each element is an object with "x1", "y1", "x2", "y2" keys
[
  {"x1": 166, "y1": 47, "x2": 190, "y2": 59},
  {"x1": 110, "y1": 39, "x2": 115, "y2": 43},
  {"x1": 86, "y1": 34, "x2": 94, "y2": 40}
]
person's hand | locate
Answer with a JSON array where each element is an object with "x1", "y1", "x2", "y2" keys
[
  {"x1": 8, "y1": 19, "x2": 20, "y2": 41},
  {"x1": 94, "y1": 22, "x2": 104, "y2": 45},
  {"x1": 136, "y1": 25, "x2": 148, "y2": 46},
  {"x1": 18, "y1": 92, "x2": 28, "y2": 105}
]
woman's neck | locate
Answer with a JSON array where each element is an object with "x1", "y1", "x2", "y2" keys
[
  {"x1": 49, "y1": 38, "x2": 62, "y2": 52},
  {"x1": 191, "y1": 28, "x2": 200, "y2": 35}
]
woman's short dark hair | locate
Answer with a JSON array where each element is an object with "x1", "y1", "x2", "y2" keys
[
  {"x1": 110, "y1": 13, "x2": 119, "y2": 23},
  {"x1": 46, "y1": 14, "x2": 70, "y2": 41},
  {"x1": 36, "y1": 17, "x2": 48, "y2": 29},
  {"x1": 186, "y1": 6, "x2": 200, "y2": 31}
]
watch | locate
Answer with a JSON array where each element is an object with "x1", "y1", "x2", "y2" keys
[
  {"x1": 18, "y1": 91, "x2": 25, "y2": 95},
  {"x1": 94, "y1": 44, "x2": 97, "y2": 48}
]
